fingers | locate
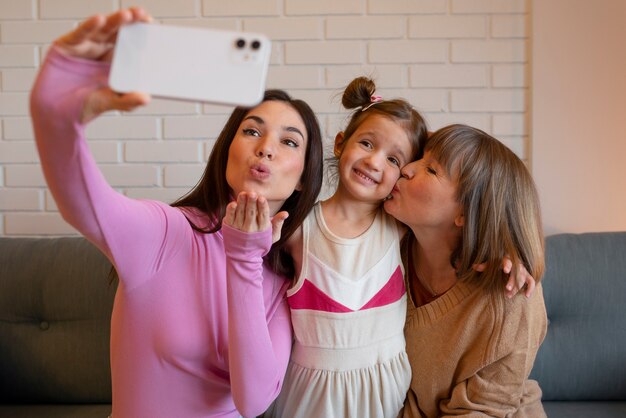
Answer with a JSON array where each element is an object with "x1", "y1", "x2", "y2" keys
[
  {"x1": 502, "y1": 257, "x2": 512, "y2": 274},
  {"x1": 504, "y1": 262, "x2": 537, "y2": 299},
  {"x1": 55, "y1": 8, "x2": 153, "y2": 59},
  {"x1": 225, "y1": 192, "x2": 272, "y2": 233},
  {"x1": 504, "y1": 274, "x2": 518, "y2": 298},
  {"x1": 81, "y1": 88, "x2": 151, "y2": 123},
  {"x1": 93, "y1": 9, "x2": 134, "y2": 43},
  {"x1": 271, "y1": 211, "x2": 289, "y2": 244},
  {"x1": 256, "y1": 195, "x2": 271, "y2": 230},
  {"x1": 236, "y1": 192, "x2": 255, "y2": 231},
  {"x1": 130, "y1": 7, "x2": 153, "y2": 23},
  {"x1": 59, "y1": 14, "x2": 105, "y2": 47},
  {"x1": 513, "y1": 264, "x2": 527, "y2": 290},
  {"x1": 104, "y1": 7, "x2": 152, "y2": 43},
  {"x1": 525, "y1": 277, "x2": 536, "y2": 297},
  {"x1": 472, "y1": 263, "x2": 486, "y2": 272},
  {"x1": 223, "y1": 201, "x2": 237, "y2": 227}
]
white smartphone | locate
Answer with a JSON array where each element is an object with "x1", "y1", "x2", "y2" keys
[{"x1": 109, "y1": 23, "x2": 271, "y2": 107}]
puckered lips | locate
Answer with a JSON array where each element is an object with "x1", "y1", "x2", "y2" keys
[
  {"x1": 249, "y1": 162, "x2": 271, "y2": 180},
  {"x1": 386, "y1": 181, "x2": 403, "y2": 200}
]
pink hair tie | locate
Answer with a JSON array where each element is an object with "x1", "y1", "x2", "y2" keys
[{"x1": 361, "y1": 95, "x2": 383, "y2": 111}]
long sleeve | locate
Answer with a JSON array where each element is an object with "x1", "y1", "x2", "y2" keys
[
  {"x1": 222, "y1": 224, "x2": 293, "y2": 417},
  {"x1": 30, "y1": 47, "x2": 184, "y2": 288},
  {"x1": 439, "y1": 350, "x2": 546, "y2": 417},
  {"x1": 403, "y1": 282, "x2": 547, "y2": 418}
]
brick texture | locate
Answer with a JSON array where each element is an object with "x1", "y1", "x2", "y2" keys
[{"x1": 0, "y1": 0, "x2": 530, "y2": 236}]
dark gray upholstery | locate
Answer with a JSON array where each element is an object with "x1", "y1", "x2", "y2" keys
[
  {"x1": 530, "y1": 231, "x2": 626, "y2": 417},
  {"x1": 0, "y1": 237, "x2": 114, "y2": 415},
  {"x1": 1, "y1": 232, "x2": 625, "y2": 417}
]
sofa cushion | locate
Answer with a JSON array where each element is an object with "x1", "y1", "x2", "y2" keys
[
  {"x1": 543, "y1": 401, "x2": 626, "y2": 418},
  {"x1": 0, "y1": 404, "x2": 111, "y2": 418},
  {"x1": 530, "y1": 232, "x2": 626, "y2": 401},
  {"x1": 0, "y1": 237, "x2": 115, "y2": 403}
]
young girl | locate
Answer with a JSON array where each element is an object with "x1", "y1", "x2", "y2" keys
[
  {"x1": 29, "y1": 9, "x2": 323, "y2": 418},
  {"x1": 264, "y1": 77, "x2": 427, "y2": 417}
]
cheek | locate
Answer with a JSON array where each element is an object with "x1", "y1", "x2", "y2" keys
[
  {"x1": 277, "y1": 154, "x2": 306, "y2": 192},
  {"x1": 225, "y1": 145, "x2": 244, "y2": 190},
  {"x1": 290, "y1": 158, "x2": 306, "y2": 185}
]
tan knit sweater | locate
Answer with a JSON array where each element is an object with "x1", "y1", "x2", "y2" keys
[{"x1": 401, "y1": 277, "x2": 547, "y2": 418}]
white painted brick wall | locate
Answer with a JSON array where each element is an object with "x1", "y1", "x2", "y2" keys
[
  {"x1": 286, "y1": 41, "x2": 363, "y2": 64},
  {"x1": 0, "y1": 92, "x2": 29, "y2": 115},
  {"x1": 491, "y1": 15, "x2": 527, "y2": 38},
  {"x1": 492, "y1": 64, "x2": 526, "y2": 87},
  {"x1": 368, "y1": 0, "x2": 447, "y2": 15},
  {"x1": 409, "y1": 16, "x2": 487, "y2": 38},
  {"x1": 1, "y1": 21, "x2": 75, "y2": 44},
  {"x1": 203, "y1": 0, "x2": 280, "y2": 17},
  {"x1": 285, "y1": 0, "x2": 363, "y2": 16},
  {"x1": 39, "y1": 0, "x2": 117, "y2": 19},
  {"x1": 452, "y1": 39, "x2": 526, "y2": 62},
  {"x1": 370, "y1": 40, "x2": 447, "y2": 63},
  {"x1": 0, "y1": 0, "x2": 530, "y2": 236},
  {"x1": 0, "y1": 46, "x2": 38, "y2": 67},
  {"x1": 3, "y1": 118, "x2": 34, "y2": 139},
  {"x1": 451, "y1": 0, "x2": 526, "y2": 14},
  {"x1": 0, "y1": 1, "x2": 34, "y2": 20},
  {"x1": 4, "y1": 166, "x2": 46, "y2": 187},
  {"x1": 410, "y1": 64, "x2": 488, "y2": 87},
  {"x1": 244, "y1": 17, "x2": 322, "y2": 40},
  {"x1": 163, "y1": 116, "x2": 229, "y2": 139},
  {"x1": 326, "y1": 17, "x2": 406, "y2": 39}
]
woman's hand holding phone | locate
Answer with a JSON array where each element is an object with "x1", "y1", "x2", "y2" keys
[{"x1": 53, "y1": 8, "x2": 152, "y2": 123}]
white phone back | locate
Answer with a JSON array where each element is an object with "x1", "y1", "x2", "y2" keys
[{"x1": 109, "y1": 23, "x2": 271, "y2": 107}]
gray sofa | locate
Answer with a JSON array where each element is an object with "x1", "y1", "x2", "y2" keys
[
  {"x1": 0, "y1": 237, "x2": 114, "y2": 418},
  {"x1": 529, "y1": 231, "x2": 626, "y2": 417},
  {"x1": 1, "y1": 232, "x2": 625, "y2": 417}
]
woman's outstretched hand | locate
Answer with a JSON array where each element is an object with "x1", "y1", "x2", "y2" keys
[
  {"x1": 224, "y1": 192, "x2": 289, "y2": 244},
  {"x1": 53, "y1": 8, "x2": 152, "y2": 123}
]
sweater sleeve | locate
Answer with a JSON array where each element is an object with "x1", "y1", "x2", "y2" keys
[
  {"x1": 439, "y1": 291, "x2": 547, "y2": 418},
  {"x1": 222, "y1": 224, "x2": 293, "y2": 418},
  {"x1": 30, "y1": 47, "x2": 184, "y2": 288}
]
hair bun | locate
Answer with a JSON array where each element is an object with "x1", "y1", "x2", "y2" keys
[{"x1": 342, "y1": 76, "x2": 377, "y2": 110}]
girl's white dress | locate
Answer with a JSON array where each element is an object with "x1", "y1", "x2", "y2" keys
[{"x1": 266, "y1": 204, "x2": 411, "y2": 418}]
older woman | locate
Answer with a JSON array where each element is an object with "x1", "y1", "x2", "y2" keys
[{"x1": 384, "y1": 124, "x2": 547, "y2": 417}]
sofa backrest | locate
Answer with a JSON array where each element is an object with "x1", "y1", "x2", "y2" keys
[
  {"x1": 530, "y1": 231, "x2": 626, "y2": 401},
  {"x1": 0, "y1": 237, "x2": 116, "y2": 404}
]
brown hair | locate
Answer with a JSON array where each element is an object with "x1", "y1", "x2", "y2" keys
[
  {"x1": 328, "y1": 76, "x2": 428, "y2": 179},
  {"x1": 172, "y1": 90, "x2": 324, "y2": 278},
  {"x1": 426, "y1": 124, "x2": 545, "y2": 292}
]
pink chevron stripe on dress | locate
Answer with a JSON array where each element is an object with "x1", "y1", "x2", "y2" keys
[{"x1": 289, "y1": 265, "x2": 405, "y2": 312}]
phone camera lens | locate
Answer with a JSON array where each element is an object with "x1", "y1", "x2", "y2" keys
[
  {"x1": 236, "y1": 39, "x2": 246, "y2": 49},
  {"x1": 251, "y1": 40, "x2": 261, "y2": 50}
]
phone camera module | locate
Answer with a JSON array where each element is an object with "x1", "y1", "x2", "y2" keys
[
  {"x1": 235, "y1": 38, "x2": 246, "y2": 49},
  {"x1": 251, "y1": 40, "x2": 261, "y2": 50}
]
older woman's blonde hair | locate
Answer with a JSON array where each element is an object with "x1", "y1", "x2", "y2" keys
[{"x1": 426, "y1": 124, "x2": 545, "y2": 292}]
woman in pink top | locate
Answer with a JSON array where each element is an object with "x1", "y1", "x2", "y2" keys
[{"x1": 29, "y1": 8, "x2": 323, "y2": 418}]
